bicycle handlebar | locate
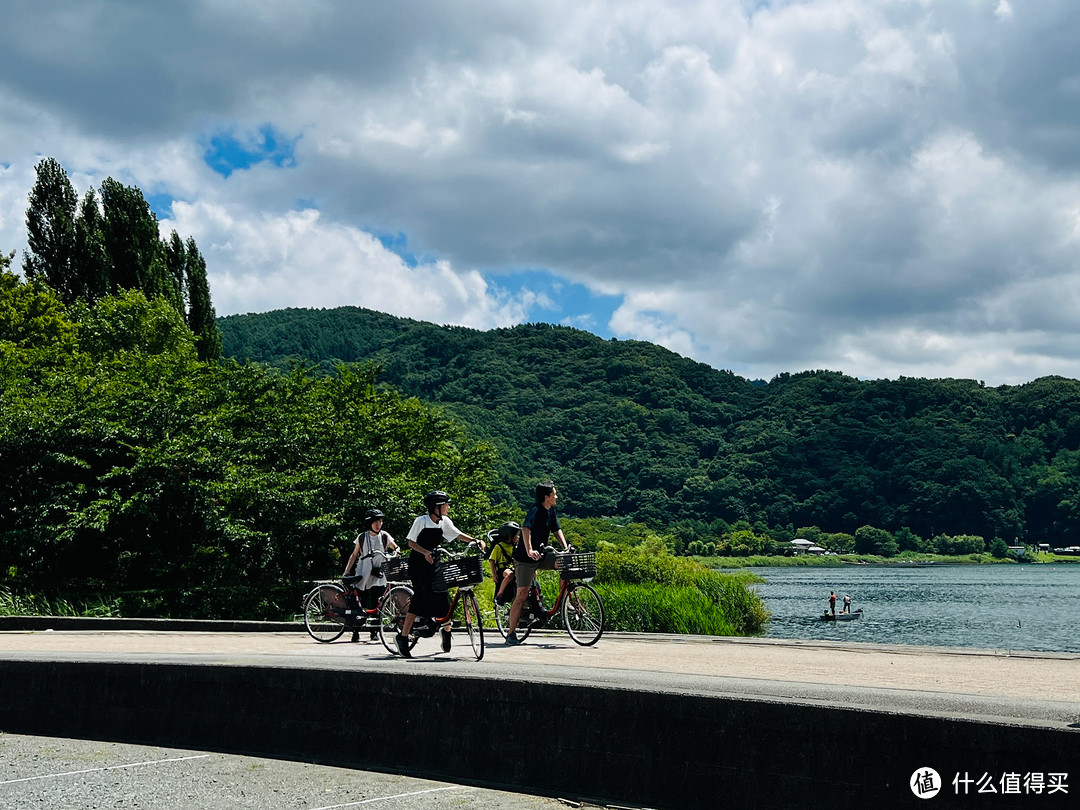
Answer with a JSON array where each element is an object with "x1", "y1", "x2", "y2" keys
[{"x1": 432, "y1": 540, "x2": 481, "y2": 562}]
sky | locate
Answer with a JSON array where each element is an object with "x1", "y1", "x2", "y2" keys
[{"x1": 2, "y1": 0, "x2": 1080, "y2": 386}]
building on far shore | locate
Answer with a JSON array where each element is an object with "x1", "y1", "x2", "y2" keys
[{"x1": 791, "y1": 539, "x2": 825, "y2": 555}]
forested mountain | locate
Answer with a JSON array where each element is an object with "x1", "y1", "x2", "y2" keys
[{"x1": 220, "y1": 307, "x2": 1080, "y2": 546}]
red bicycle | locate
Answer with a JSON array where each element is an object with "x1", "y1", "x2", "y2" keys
[
  {"x1": 493, "y1": 547, "x2": 605, "y2": 646},
  {"x1": 302, "y1": 553, "x2": 412, "y2": 655},
  {"x1": 380, "y1": 543, "x2": 486, "y2": 660}
]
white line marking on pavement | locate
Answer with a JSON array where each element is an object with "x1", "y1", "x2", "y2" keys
[
  {"x1": 0, "y1": 754, "x2": 212, "y2": 785},
  {"x1": 308, "y1": 786, "x2": 464, "y2": 809}
]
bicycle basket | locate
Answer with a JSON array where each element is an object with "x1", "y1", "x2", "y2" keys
[
  {"x1": 383, "y1": 556, "x2": 410, "y2": 583},
  {"x1": 555, "y1": 551, "x2": 597, "y2": 580},
  {"x1": 433, "y1": 555, "x2": 485, "y2": 592}
]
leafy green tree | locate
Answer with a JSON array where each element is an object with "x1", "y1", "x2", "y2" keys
[
  {"x1": 894, "y1": 526, "x2": 924, "y2": 553},
  {"x1": 0, "y1": 261, "x2": 78, "y2": 354},
  {"x1": 824, "y1": 532, "x2": 855, "y2": 553},
  {"x1": 22, "y1": 158, "x2": 78, "y2": 303},
  {"x1": 990, "y1": 537, "x2": 1009, "y2": 558},
  {"x1": 182, "y1": 237, "x2": 222, "y2": 360},
  {"x1": 1, "y1": 287, "x2": 500, "y2": 616},
  {"x1": 855, "y1": 525, "x2": 898, "y2": 557}
]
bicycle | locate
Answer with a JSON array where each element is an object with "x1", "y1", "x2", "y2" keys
[
  {"x1": 379, "y1": 543, "x2": 486, "y2": 660},
  {"x1": 302, "y1": 552, "x2": 412, "y2": 655},
  {"x1": 493, "y1": 546, "x2": 605, "y2": 646}
]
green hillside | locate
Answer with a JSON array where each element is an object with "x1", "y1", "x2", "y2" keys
[{"x1": 220, "y1": 307, "x2": 1080, "y2": 548}]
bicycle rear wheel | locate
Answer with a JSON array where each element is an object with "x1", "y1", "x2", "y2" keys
[
  {"x1": 493, "y1": 594, "x2": 514, "y2": 639},
  {"x1": 493, "y1": 586, "x2": 540, "y2": 641},
  {"x1": 562, "y1": 582, "x2": 604, "y2": 646},
  {"x1": 378, "y1": 585, "x2": 417, "y2": 655},
  {"x1": 462, "y1": 591, "x2": 485, "y2": 660},
  {"x1": 303, "y1": 583, "x2": 348, "y2": 642}
]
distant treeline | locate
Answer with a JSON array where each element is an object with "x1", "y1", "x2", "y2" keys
[{"x1": 220, "y1": 306, "x2": 1080, "y2": 548}]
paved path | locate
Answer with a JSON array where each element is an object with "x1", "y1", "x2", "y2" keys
[
  {"x1": 4, "y1": 629, "x2": 1079, "y2": 729},
  {"x1": 0, "y1": 733, "x2": 570, "y2": 810}
]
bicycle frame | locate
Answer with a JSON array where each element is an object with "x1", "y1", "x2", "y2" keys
[
  {"x1": 494, "y1": 553, "x2": 605, "y2": 646},
  {"x1": 302, "y1": 573, "x2": 412, "y2": 655},
  {"x1": 380, "y1": 544, "x2": 486, "y2": 660}
]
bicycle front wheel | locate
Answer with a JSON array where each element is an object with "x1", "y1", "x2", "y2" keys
[
  {"x1": 303, "y1": 583, "x2": 348, "y2": 642},
  {"x1": 462, "y1": 591, "x2": 485, "y2": 660},
  {"x1": 562, "y1": 582, "x2": 604, "y2": 646},
  {"x1": 378, "y1": 585, "x2": 417, "y2": 655}
]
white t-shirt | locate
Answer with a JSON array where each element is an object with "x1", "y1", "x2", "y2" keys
[
  {"x1": 406, "y1": 514, "x2": 462, "y2": 545},
  {"x1": 354, "y1": 530, "x2": 394, "y2": 588}
]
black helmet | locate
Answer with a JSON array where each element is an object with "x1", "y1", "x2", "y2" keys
[
  {"x1": 364, "y1": 509, "x2": 384, "y2": 528},
  {"x1": 495, "y1": 521, "x2": 520, "y2": 543},
  {"x1": 423, "y1": 490, "x2": 451, "y2": 512}
]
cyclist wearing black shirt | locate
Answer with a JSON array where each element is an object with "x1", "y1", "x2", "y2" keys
[{"x1": 505, "y1": 482, "x2": 569, "y2": 645}]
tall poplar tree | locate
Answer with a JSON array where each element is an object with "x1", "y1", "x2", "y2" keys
[
  {"x1": 183, "y1": 237, "x2": 222, "y2": 361},
  {"x1": 164, "y1": 230, "x2": 188, "y2": 309},
  {"x1": 73, "y1": 189, "x2": 111, "y2": 302},
  {"x1": 100, "y1": 178, "x2": 179, "y2": 308},
  {"x1": 22, "y1": 157, "x2": 79, "y2": 304}
]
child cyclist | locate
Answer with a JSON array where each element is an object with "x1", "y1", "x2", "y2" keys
[
  {"x1": 396, "y1": 491, "x2": 483, "y2": 658},
  {"x1": 342, "y1": 508, "x2": 398, "y2": 642},
  {"x1": 486, "y1": 521, "x2": 520, "y2": 606}
]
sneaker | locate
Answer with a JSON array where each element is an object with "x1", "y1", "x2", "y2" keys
[
  {"x1": 369, "y1": 631, "x2": 379, "y2": 641},
  {"x1": 350, "y1": 631, "x2": 360, "y2": 643},
  {"x1": 504, "y1": 632, "x2": 520, "y2": 646},
  {"x1": 395, "y1": 634, "x2": 413, "y2": 658},
  {"x1": 441, "y1": 629, "x2": 452, "y2": 652}
]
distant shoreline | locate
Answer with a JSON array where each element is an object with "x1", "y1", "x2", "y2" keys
[{"x1": 701, "y1": 552, "x2": 1080, "y2": 569}]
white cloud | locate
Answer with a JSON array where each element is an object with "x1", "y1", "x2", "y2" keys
[
  {"x1": 3, "y1": 0, "x2": 1080, "y2": 385},
  {"x1": 163, "y1": 200, "x2": 534, "y2": 329}
]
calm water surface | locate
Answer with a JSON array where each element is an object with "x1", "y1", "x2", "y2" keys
[{"x1": 752, "y1": 563, "x2": 1080, "y2": 653}]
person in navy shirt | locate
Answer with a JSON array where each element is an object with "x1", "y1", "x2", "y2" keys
[{"x1": 505, "y1": 482, "x2": 569, "y2": 645}]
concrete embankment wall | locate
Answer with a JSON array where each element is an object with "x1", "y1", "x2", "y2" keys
[{"x1": 1, "y1": 658, "x2": 1076, "y2": 809}]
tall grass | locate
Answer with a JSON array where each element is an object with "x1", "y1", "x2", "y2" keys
[
  {"x1": 472, "y1": 545, "x2": 770, "y2": 636},
  {"x1": 594, "y1": 582, "x2": 737, "y2": 635},
  {"x1": 594, "y1": 544, "x2": 770, "y2": 635},
  {"x1": 0, "y1": 587, "x2": 120, "y2": 617}
]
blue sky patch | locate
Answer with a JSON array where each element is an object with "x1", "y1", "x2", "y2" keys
[
  {"x1": 489, "y1": 268, "x2": 621, "y2": 337},
  {"x1": 375, "y1": 231, "x2": 422, "y2": 268},
  {"x1": 203, "y1": 124, "x2": 298, "y2": 178},
  {"x1": 145, "y1": 192, "x2": 175, "y2": 220}
]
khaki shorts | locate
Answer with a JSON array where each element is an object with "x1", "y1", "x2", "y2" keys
[{"x1": 513, "y1": 549, "x2": 558, "y2": 588}]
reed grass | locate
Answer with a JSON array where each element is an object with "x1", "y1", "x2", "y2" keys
[{"x1": 0, "y1": 587, "x2": 120, "y2": 617}]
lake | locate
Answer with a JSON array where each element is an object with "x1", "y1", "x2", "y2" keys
[{"x1": 751, "y1": 563, "x2": 1080, "y2": 653}]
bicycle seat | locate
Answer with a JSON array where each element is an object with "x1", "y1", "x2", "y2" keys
[{"x1": 342, "y1": 574, "x2": 364, "y2": 586}]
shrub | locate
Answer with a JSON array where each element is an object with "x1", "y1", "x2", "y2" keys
[{"x1": 595, "y1": 542, "x2": 769, "y2": 635}]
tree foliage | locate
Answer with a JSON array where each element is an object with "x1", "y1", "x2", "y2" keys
[
  {"x1": 0, "y1": 278, "x2": 499, "y2": 617},
  {"x1": 19, "y1": 158, "x2": 221, "y2": 359}
]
